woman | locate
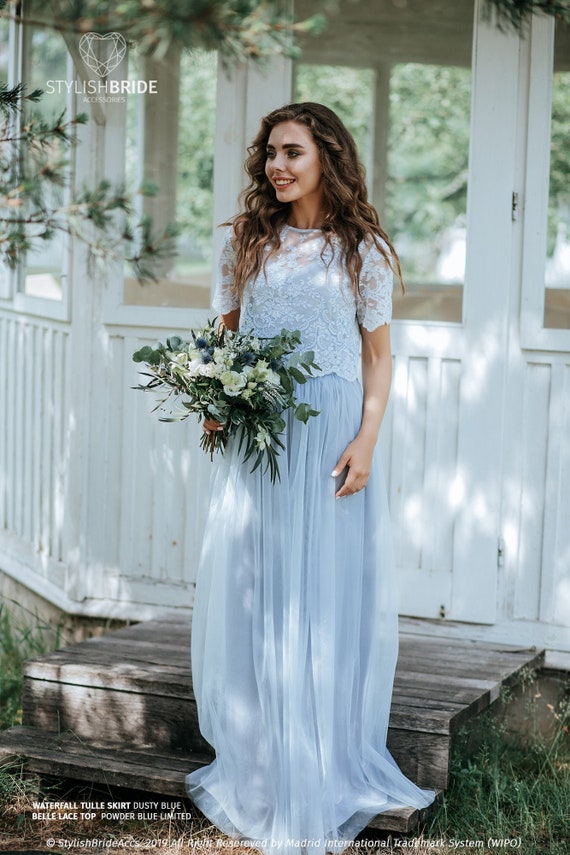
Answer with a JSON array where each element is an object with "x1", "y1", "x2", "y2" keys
[{"x1": 186, "y1": 102, "x2": 435, "y2": 853}]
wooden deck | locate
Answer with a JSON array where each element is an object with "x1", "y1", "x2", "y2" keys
[{"x1": 0, "y1": 615, "x2": 544, "y2": 834}]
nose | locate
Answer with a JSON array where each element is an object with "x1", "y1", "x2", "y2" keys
[{"x1": 269, "y1": 151, "x2": 287, "y2": 172}]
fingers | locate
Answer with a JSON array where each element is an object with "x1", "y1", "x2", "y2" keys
[
  {"x1": 331, "y1": 452, "x2": 349, "y2": 479},
  {"x1": 331, "y1": 444, "x2": 372, "y2": 498},
  {"x1": 203, "y1": 418, "x2": 225, "y2": 435},
  {"x1": 334, "y1": 467, "x2": 370, "y2": 499}
]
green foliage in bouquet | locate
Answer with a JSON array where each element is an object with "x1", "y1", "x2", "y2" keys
[{"x1": 132, "y1": 321, "x2": 321, "y2": 483}]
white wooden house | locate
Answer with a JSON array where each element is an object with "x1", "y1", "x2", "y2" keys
[{"x1": 1, "y1": 0, "x2": 569, "y2": 653}]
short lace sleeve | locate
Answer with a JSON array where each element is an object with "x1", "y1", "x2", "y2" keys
[
  {"x1": 212, "y1": 227, "x2": 240, "y2": 314},
  {"x1": 356, "y1": 240, "x2": 394, "y2": 330}
]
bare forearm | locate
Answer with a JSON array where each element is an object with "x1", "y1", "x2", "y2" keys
[
  {"x1": 332, "y1": 324, "x2": 392, "y2": 498},
  {"x1": 358, "y1": 352, "x2": 392, "y2": 447}
]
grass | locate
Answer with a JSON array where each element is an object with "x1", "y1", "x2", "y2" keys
[
  {"x1": 427, "y1": 668, "x2": 570, "y2": 854},
  {"x1": 0, "y1": 602, "x2": 63, "y2": 729},
  {"x1": 0, "y1": 609, "x2": 568, "y2": 854}
]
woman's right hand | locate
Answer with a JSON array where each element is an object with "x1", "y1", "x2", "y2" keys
[{"x1": 203, "y1": 418, "x2": 225, "y2": 435}]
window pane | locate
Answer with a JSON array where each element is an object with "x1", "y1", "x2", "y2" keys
[
  {"x1": 387, "y1": 62, "x2": 471, "y2": 322},
  {"x1": 295, "y1": 0, "x2": 474, "y2": 323},
  {"x1": 20, "y1": 14, "x2": 69, "y2": 301},
  {"x1": 294, "y1": 64, "x2": 375, "y2": 182},
  {"x1": 124, "y1": 49, "x2": 217, "y2": 307},
  {"x1": 544, "y1": 21, "x2": 570, "y2": 329}
]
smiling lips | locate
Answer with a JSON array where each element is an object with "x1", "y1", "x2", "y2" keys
[{"x1": 274, "y1": 178, "x2": 296, "y2": 188}]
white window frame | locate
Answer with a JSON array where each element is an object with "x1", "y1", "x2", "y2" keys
[
  {"x1": 520, "y1": 15, "x2": 570, "y2": 352},
  {"x1": 6, "y1": 2, "x2": 73, "y2": 322}
]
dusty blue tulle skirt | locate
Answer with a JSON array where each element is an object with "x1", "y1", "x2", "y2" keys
[{"x1": 186, "y1": 374, "x2": 435, "y2": 853}]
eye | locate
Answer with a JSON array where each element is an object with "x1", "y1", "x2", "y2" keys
[
  {"x1": 288, "y1": 150, "x2": 300, "y2": 158},
  {"x1": 266, "y1": 150, "x2": 275, "y2": 159}
]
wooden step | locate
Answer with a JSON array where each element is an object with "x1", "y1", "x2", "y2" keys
[
  {"x1": 20, "y1": 615, "x2": 544, "y2": 793},
  {"x1": 0, "y1": 726, "x2": 442, "y2": 834}
]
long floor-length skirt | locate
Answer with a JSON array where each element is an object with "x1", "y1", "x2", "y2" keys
[{"x1": 186, "y1": 374, "x2": 435, "y2": 853}]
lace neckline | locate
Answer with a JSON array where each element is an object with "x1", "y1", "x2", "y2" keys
[{"x1": 283, "y1": 224, "x2": 324, "y2": 234}]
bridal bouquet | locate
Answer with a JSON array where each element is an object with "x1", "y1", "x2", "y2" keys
[{"x1": 132, "y1": 321, "x2": 320, "y2": 482}]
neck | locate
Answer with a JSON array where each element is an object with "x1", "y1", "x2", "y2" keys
[{"x1": 288, "y1": 199, "x2": 325, "y2": 230}]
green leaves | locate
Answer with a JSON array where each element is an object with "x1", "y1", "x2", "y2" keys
[
  {"x1": 132, "y1": 320, "x2": 321, "y2": 482},
  {"x1": 294, "y1": 402, "x2": 320, "y2": 424}
]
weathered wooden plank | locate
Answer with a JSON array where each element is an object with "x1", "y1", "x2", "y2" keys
[
  {"x1": 0, "y1": 727, "x2": 440, "y2": 833},
  {"x1": 0, "y1": 726, "x2": 206, "y2": 797},
  {"x1": 387, "y1": 728, "x2": 449, "y2": 790},
  {"x1": 22, "y1": 681, "x2": 212, "y2": 755},
  {"x1": 366, "y1": 790, "x2": 444, "y2": 833},
  {"x1": 24, "y1": 661, "x2": 193, "y2": 694},
  {"x1": 16, "y1": 619, "x2": 545, "y2": 804}
]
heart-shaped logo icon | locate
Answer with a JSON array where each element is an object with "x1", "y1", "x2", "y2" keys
[{"x1": 79, "y1": 32, "x2": 127, "y2": 78}]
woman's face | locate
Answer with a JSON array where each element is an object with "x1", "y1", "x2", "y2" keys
[{"x1": 265, "y1": 120, "x2": 324, "y2": 209}]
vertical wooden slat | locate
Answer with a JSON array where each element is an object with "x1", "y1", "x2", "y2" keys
[
  {"x1": 59, "y1": 328, "x2": 74, "y2": 571},
  {"x1": 389, "y1": 354, "x2": 409, "y2": 569},
  {"x1": 104, "y1": 335, "x2": 124, "y2": 576},
  {"x1": 31, "y1": 325, "x2": 43, "y2": 550},
  {"x1": 400, "y1": 357, "x2": 428, "y2": 570},
  {"x1": 22, "y1": 322, "x2": 33, "y2": 543},
  {"x1": 52, "y1": 328, "x2": 64, "y2": 564},
  {"x1": 434, "y1": 359, "x2": 461, "y2": 573},
  {"x1": 539, "y1": 362, "x2": 569, "y2": 624},
  {"x1": 14, "y1": 319, "x2": 25, "y2": 537},
  {"x1": 59, "y1": 329, "x2": 69, "y2": 564},
  {"x1": 40, "y1": 326, "x2": 54, "y2": 558},
  {"x1": 515, "y1": 362, "x2": 551, "y2": 620},
  {"x1": 118, "y1": 338, "x2": 150, "y2": 590},
  {"x1": 182, "y1": 422, "x2": 214, "y2": 586},
  {"x1": 422, "y1": 357, "x2": 443, "y2": 573},
  {"x1": 0, "y1": 317, "x2": 7, "y2": 528}
]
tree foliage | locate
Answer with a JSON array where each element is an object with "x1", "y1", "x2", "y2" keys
[
  {"x1": 5, "y1": 0, "x2": 326, "y2": 64},
  {"x1": 0, "y1": 0, "x2": 326, "y2": 281},
  {"x1": 485, "y1": 0, "x2": 570, "y2": 31}
]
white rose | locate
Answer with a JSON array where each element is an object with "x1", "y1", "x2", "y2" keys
[
  {"x1": 171, "y1": 352, "x2": 189, "y2": 366},
  {"x1": 199, "y1": 362, "x2": 218, "y2": 378},
  {"x1": 220, "y1": 370, "x2": 247, "y2": 397},
  {"x1": 213, "y1": 348, "x2": 231, "y2": 367},
  {"x1": 187, "y1": 359, "x2": 203, "y2": 376},
  {"x1": 255, "y1": 427, "x2": 270, "y2": 449}
]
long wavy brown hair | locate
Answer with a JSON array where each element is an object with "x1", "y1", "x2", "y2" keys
[{"x1": 226, "y1": 101, "x2": 402, "y2": 298}]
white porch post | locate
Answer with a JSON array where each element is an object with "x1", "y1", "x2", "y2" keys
[{"x1": 211, "y1": 55, "x2": 293, "y2": 268}]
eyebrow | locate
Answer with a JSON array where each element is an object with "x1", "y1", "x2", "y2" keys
[{"x1": 266, "y1": 143, "x2": 306, "y2": 150}]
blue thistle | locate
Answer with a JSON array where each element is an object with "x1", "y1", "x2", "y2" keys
[{"x1": 195, "y1": 337, "x2": 208, "y2": 349}]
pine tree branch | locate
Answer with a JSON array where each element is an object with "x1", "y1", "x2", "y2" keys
[{"x1": 484, "y1": 0, "x2": 570, "y2": 31}]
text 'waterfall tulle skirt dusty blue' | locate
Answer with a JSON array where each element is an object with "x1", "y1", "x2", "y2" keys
[{"x1": 186, "y1": 373, "x2": 435, "y2": 854}]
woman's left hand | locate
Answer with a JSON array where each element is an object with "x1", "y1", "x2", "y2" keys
[{"x1": 331, "y1": 435, "x2": 375, "y2": 499}]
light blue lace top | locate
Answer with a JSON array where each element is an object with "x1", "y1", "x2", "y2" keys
[{"x1": 212, "y1": 225, "x2": 393, "y2": 382}]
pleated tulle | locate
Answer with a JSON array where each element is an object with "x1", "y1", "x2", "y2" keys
[{"x1": 186, "y1": 374, "x2": 435, "y2": 854}]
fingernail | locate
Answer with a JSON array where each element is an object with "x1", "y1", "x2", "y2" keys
[{"x1": 331, "y1": 470, "x2": 338, "y2": 477}]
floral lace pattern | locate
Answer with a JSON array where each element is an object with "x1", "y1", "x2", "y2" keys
[{"x1": 212, "y1": 225, "x2": 393, "y2": 382}]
